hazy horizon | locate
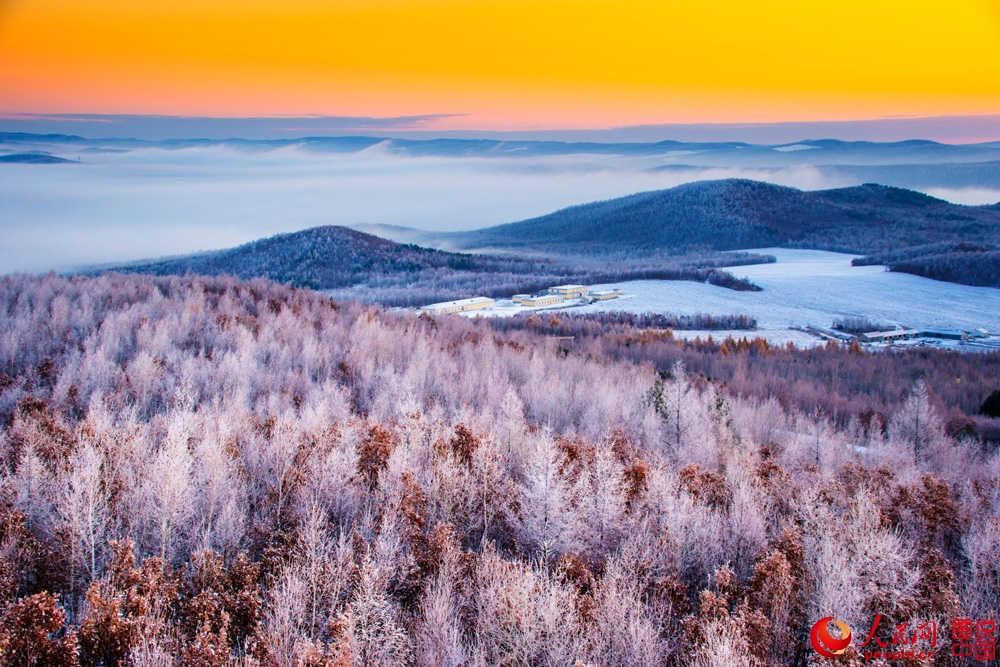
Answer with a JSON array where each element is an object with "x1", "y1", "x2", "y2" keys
[
  {"x1": 3, "y1": 112, "x2": 1000, "y2": 144},
  {"x1": 3, "y1": 136, "x2": 1000, "y2": 274}
]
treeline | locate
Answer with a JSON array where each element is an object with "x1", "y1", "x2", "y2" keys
[
  {"x1": 831, "y1": 316, "x2": 890, "y2": 334},
  {"x1": 853, "y1": 242, "x2": 1000, "y2": 287},
  {"x1": 852, "y1": 241, "x2": 995, "y2": 266},
  {"x1": 890, "y1": 251, "x2": 1000, "y2": 287},
  {"x1": 487, "y1": 311, "x2": 757, "y2": 336},
  {"x1": 474, "y1": 313, "x2": 1000, "y2": 437},
  {"x1": 1, "y1": 273, "x2": 998, "y2": 665}
]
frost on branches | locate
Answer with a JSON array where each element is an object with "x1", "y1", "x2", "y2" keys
[{"x1": 0, "y1": 273, "x2": 997, "y2": 665}]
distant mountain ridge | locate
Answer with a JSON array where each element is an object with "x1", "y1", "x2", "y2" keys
[
  {"x1": 432, "y1": 179, "x2": 1000, "y2": 256},
  {"x1": 6, "y1": 131, "x2": 1000, "y2": 190},
  {"x1": 0, "y1": 151, "x2": 74, "y2": 164},
  {"x1": 5, "y1": 131, "x2": 1000, "y2": 165}
]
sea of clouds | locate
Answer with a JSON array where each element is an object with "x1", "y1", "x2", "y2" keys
[{"x1": 1, "y1": 143, "x2": 998, "y2": 274}]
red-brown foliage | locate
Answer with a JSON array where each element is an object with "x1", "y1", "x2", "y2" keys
[
  {"x1": 677, "y1": 464, "x2": 732, "y2": 511},
  {"x1": 356, "y1": 424, "x2": 393, "y2": 491},
  {"x1": 0, "y1": 592, "x2": 78, "y2": 666}
]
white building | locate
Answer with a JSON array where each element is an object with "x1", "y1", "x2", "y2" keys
[
  {"x1": 547, "y1": 284, "x2": 589, "y2": 298},
  {"x1": 588, "y1": 289, "x2": 622, "y2": 301},
  {"x1": 420, "y1": 296, "x2": 495, "y2": 314},
  {"x1": 519, "y1": 293, "x2": 565, "y2": 307}
]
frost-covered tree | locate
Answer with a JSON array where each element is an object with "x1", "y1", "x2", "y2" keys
[
  {"x1": 344, "y1": 555, "x2": 412, "y2": 665},
  {"x1": 648, "y1": 361, "x2": 713, "y2": 462},
  {"x1": 140, "y1": 412, "x2": 195, "y2": 562},
  {"x1": 516, "y1": 434, "x2": 573, "y2": 559},
  {"x1": 57, "y1": 441, "x2": 107, "y2": 587},
  {"x1": 890, "y1": 380, "x2": 944, "y2": 465}
]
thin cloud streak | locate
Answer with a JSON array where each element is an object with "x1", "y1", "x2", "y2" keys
[
  {"x1": 0, "y1": 113, "x2": 468, "y2": 139},
  {"x1": 1, "y1": 113, "x2": 999, "y2": 143}
]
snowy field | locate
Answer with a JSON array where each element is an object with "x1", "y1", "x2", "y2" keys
[
  {"x1": 575, "y1": 248, "x2": 1000, "y2": 331},
  {"x1": 462, "y1": 248, "x2": 1000, "y2": 346}
]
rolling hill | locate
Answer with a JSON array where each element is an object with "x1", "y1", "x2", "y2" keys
[
  {"x1": 433, "y1": 179, "x2": 1000, "y2": 256},
  {"x1": 89, "y1": 226, "x2": 545, "y2": 290},
  {"x1": 87, "y1": 225, "x2": 769, "y2": 304}
]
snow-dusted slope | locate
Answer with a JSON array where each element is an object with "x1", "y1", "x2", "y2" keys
[{"x1": 575, "y1": 248, "x2": 1000, "y2": 333}]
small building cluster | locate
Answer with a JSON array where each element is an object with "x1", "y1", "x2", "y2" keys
[
  {"x1": 799, "y1": 324, "x2": 992, "y2": 348},
  {"x1": 860, "y1": 328, "x2": 981, "y2": 343},
  {"x1": 860, "y1": 329, "x2": 920, "y2": 343},
  {"x1": 514, "y1": 284, "x2": 623, "y2": 307},
  {"x1": 421, "y1": 284, "x2": 623, "y2": 315}
]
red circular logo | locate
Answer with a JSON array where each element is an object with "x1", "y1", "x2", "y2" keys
[{"x1": 810, "y1": 616, "x2": 852, "y2": 658}]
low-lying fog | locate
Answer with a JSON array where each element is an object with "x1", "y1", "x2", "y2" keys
[{"x1": 2, "y1": 143, "x2": 999, "y2": 274}]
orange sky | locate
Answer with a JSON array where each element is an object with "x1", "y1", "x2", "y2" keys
[{"x1": 1, "y1": 0, "x2": 999, "y2": 129}]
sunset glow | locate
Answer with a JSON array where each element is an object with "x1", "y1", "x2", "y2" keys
[{"x1": 2, "y1": 0, "x2": 999, "y2": 128}]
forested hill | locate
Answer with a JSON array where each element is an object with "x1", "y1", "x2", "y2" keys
[
  {"x1": 87, "y1": 225, "x2": 769, "y2": 303},
  {"x1": 91, "y1": 226, "x2": 540, "y2": 290},
  {"x1": 438, "y1": 179, "x2": 1000, "y2": 256}
]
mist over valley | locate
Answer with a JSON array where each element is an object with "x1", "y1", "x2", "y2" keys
[{"x1": 3, "y1": 133, "x2": 1000, "y2": 274}]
